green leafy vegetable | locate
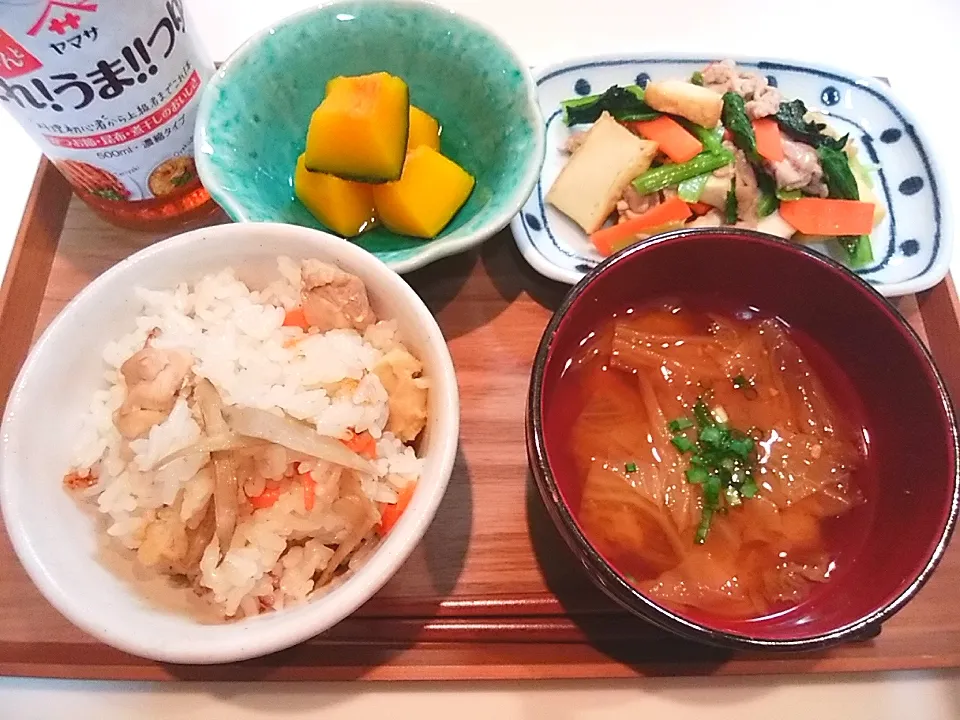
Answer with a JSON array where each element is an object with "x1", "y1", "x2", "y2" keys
[
  {"x1": 632, "y1": 150, "x2": 734, "y2": 195},
  {"x1": 774, "y1": 99, "x2": 847, "y2": 150},
  {"x1": 818, "y1": 145, "x2": 859, "y2": 200},
  {"x1": 625, "y1": 462, "x2": 638, "y2": 473},
  {"x1": 756, "y1": 172, "x2": 778, "y2": 218},
  {"x1": 677, "y1": 173, "x2": 710, "y2": 202},
  {"x1": 561, "y1": 85, "x2": 659, "y2": 126},
  {"x1": 724, "y1": 179, "x2": 738, "y2": 223},
  {"x1": 721, "y1": 92, "x2": 760, "y2": 163},
  {"x1": 817, "y1": 145, "x2": 874, "y2": 267},
  {"x1": 668, "y1": 399, "x2": 759, "y2": 543}
]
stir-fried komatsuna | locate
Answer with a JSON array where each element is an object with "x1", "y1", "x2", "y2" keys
[{"x1": 547, "y1": 60, "x2": 884, "y2": 266}]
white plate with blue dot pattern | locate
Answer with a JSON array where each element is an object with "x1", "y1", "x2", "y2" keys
[{"x1": 510, "y1": 54, "x2": 953, "y2": 297}]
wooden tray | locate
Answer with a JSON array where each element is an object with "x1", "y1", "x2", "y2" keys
[{"x1": 1, "y1": 160, "x2": 959, "y2": 681}]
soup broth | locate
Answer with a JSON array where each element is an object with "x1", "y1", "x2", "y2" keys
[{"x1": 554, "y1": 301, "x2": 874, "y2": 619}]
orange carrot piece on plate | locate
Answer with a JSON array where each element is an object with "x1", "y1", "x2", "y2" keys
[
  {"x1": 752, "y1": 117, "x2": 784, "y2": 162},
  {"x1": 779, "y1": 198, "x2": 875, "y2": 236},
  {"x1": 628, "y1": 116, "x2": 703, "y2": 163},
  {"x1": 590, "y1": 195, "x2": 693, "y2": 256}
]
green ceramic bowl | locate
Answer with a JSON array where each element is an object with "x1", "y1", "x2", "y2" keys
[{"x1": 195, "y1": 0, "x2": 545, "y2": 273}]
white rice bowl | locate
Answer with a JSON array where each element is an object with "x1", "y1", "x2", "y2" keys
[{"x1": 0, "y1": 223, "x2": 459, "y2": 664}]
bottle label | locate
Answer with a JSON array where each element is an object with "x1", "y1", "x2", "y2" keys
[{"x1": 0, "y1": 0, "x2": 212, "y2": 202}]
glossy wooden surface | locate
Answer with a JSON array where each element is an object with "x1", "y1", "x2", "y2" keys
[{"x1": 0, "y1": 163, "x2": 958, "y2": 680}]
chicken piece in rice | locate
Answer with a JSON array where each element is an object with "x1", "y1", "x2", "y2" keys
[
  {"x1": 65, "y1": 258, "x2": 427, "y2": 621},
  {"x1": 374, "y1": 348, "x2": 429, "y2": 443},
  {"x1": 301, "y1": 259, "x2": 377, "y2": 332},
  {"x1": 114, "y1": 346, "x2": 192, "y2": 439}
]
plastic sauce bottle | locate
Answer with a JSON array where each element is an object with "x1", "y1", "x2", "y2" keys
[{"x1": 0, "y1": 0, "x2": 220, "y2": 231}]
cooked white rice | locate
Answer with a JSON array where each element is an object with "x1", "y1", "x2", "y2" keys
[{"x1": 68, "y1": 258, "x2": 425, "y2": 619}]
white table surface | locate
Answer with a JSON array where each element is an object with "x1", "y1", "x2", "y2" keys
[{"x1": 2, "y1": 0, "x2": 960, "y2": 716}]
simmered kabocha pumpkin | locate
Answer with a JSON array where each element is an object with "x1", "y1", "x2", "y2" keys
[
  {"x1": 304, "y1": 72, "x2": 410, "y2": 182},
  {"x1": 372, "y1": 145, "x2": 474, "y2": 238},
  {"x1": 294, "y1": 155, "x2": 377, "y2": 237},
  {"x1": 406, "y1": 105, "x2": 441, "y2": 152}
]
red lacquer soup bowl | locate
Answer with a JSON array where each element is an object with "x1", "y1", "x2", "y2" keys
[{"x1": 526, "y1": 227, "x2": 959, "y2": 651}]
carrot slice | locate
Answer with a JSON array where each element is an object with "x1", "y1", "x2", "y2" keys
[
  {"x1": 628, "y1": 116, "x2": 703, "y2": 163},
  {"x1": 590, "y1": 195, "x2": 693, "y2": 256},
  {"x1": 248, "y1": 481, "x2": 282, "y2": 510},
  {"x1": 301, "y1": 473, "x2": 316, "y2": 512},
  {"x1": 283, "y1": 307, "x2": 310, "y2": 330},
  {"x1": 341, "y1": 428, "x2": 378, "y2": 459},
  {"x1": 779, "y1": 198, "x2": 875, "y2": 236},
  {"x1": 688, "y1": 201, "x2": 713, "y2": 216},
  {"x1": 378, "y1": 482, "x2": 417, "y2": 535},
  {"x1": 752, "y1": 118, "x2": 784, "y2": 162}
]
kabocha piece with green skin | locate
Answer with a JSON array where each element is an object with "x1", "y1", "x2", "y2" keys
[{"x1": 304, "y1": 72, "x2": 410, "y2": 183}]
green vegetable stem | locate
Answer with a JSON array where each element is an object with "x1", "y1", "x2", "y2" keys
[
  {"x1": 632, "y1": 150, "x2": 733, "y2": 195},
  {"x1": 721, "y1": 92, "x2": 760, "y2": 163},
  {"x1": 724, "y1": 179, "x2": 738, "y2": 223}
]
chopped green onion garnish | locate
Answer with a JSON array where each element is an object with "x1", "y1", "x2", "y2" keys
[
  {"x1": 699, "y1": 425, "x2": 723, "y2": 446},
  {"x1": 725, "y1": 485, "x2": 743, "y2": 506},
  {"x1": 732, "y1": 374, "x2": 750, "y2": 388},
  {"x1": 695, "y1": 507, "x2": 713, "y2": 543},
  {"x1": 667, "y1": 395, "x2": 760, "y2": 543},
  {"x1": 691, "y1": 70, "x2": 704, "y2": 86},
  {"x1": 686, "y1": 467, "x2": 708, "y2": 484},
  {"x1": 693, "y1": 400, "x2": 713, "y2": 428},
  {"x1": 625, "y1": 462, "x2": 638, "y2": 473},
  {"x1": 727, "y1": 436, "x2": 755, "y2": 458},
  {"x1": 703, "y1": 475, "x2": 722, "y2": 505},
  {"x1": 668, "y1": 417, "x2": 694, "y2": 432}
]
